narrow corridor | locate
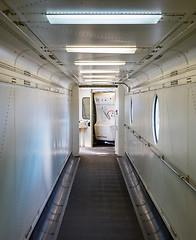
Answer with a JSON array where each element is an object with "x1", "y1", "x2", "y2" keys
[{"x1": 57, "y1": 147, "x2": 144, "y2": 240}]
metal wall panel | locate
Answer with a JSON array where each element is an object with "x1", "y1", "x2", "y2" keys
[
  {"x1": 189, "y1": 86, "x2": 196, "y2": 186},
  {"x1": 0, "y1": 85, "x2": 16, "y2": 240},
  {"x1": 162, "y1": 86, "x2": 188, "y2": 173},
  {"x1": 0, "y1": 83, "x2": 71, "y2": 240},
  {"x1": 125, "y1": 81, "x2": 196, "y2": 240}
]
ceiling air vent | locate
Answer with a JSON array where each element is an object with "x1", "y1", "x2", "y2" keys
[
  {"x1": 11, "y1": 78, "x2": 16, "y2": 84},
  {"x1": 3, "y1": 9, "x2": 15, "y2": 16},
  {"x1": 24, "y1": 80, "x2": 31, "y2": 86},
  {"x1": 171, "y1": 80, "x2": 178, "y2": 86},
  {"x1": 24, "y1": 71, "x2": 31, "y2": 76},
  {"x1": 156, "y1": 46, "x2": 163, "y2": 49},
  {"x1": 154, "y1": 55, "x2": 162, "y2": 60},
  {"x1": 39, "y1": 55, "x2": 46, "y2": 60},
  {"x1": 49, "y1": 55, "x2": 56, "y2": 60},
  {"x1": 170, "y1": 70, "x2": 178, "y2": 77},
  {"x1": 13, "y1": 21, "x2": 25, "y2": 26},
  {"x1": 146, "y1": 54, "x2": 153, "y2": 60}
]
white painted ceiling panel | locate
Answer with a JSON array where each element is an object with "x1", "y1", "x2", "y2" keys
[{"x1": 1, "y1": 0, "x2": 196, "y2": 86}]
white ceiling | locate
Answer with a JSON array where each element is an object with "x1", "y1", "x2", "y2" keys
[{"x1": 1, "y1": 0, "x2": 196, "y2": 86}]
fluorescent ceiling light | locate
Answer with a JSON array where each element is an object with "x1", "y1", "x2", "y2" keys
[
  {"x1": 83, "y1": 75, "x2": 116, "y2": 78},
  {"x1": 66, "y1": 46, "x2": 136, "y2": 54},
  {"x1": 80, "y1": 70, "x2": 119, "y2": 74},
  {"x1": 75, "y1": 61, "x2": 126, "y2": 65},
  {"x1": 84, "y1": 80, "x2": 114, "y2": 82},
  {"x1": 46, "y1": 12, "x2": 162, "y2": 24}
]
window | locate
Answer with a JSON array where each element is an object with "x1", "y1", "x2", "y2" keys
[
  {"x1": 153, "y1": 95, "x2": 160, "y2": 144},
  {"x1": 82, "y1": 97, "x2": 90, "y2": 119},
  {"x1": 130, "y1": 98, "x2": 133, "y2": 124}
]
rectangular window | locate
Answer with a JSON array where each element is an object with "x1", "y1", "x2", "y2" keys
[{"x1": 82, "y1": 97, "x2": 90, "y2": 119}]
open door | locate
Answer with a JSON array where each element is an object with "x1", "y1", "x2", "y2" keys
[
  {"x1": 93, "y1": 92, "x2": 116, "y2": 146},
  {"x1": 79, "y1": 88, "x2": 92, "y2": 148},
  {"x1": 79, "y1": 87, "x2": 118, "y2": 149}
]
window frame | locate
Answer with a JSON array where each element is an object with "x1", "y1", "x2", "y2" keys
[
  {"x1": 82, "y1": 97, "x2": 90, "y2": 120},
  {"x1": 152, "y1": 94, "x2": 160, "y2": 144},
  {"x1": 130, "y1": 98, "x2": 133, "y2": 125}
]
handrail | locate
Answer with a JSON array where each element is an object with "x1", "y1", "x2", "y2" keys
[{"x1": 124, "y1": 124, "x2": 196, "y2": 193}]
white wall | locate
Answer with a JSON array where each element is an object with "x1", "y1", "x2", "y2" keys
[
  {"x1": 72, "y1": 85, "x2": 79, "y2": 155},
  {"x1": 124, "y1": 80, "x2": 196, "y2": 240},
  {"x1": 115, "y1": 86, "x2": 125, "y2": 156},
  {"x1": 0, "y1": 83, "x2": 72, "y2": 240}
]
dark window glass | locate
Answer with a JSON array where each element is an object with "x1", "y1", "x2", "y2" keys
[
  {"x1": 130, "y1": 98, "x2": 133, "y2": 124},
  {"x1": 153, "y1": 95, "x2": 160, "y2": 143}
]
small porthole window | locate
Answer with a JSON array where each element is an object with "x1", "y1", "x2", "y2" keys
[
  {"x1": 153, "y1": 95, "x2": 160, "y2": 144},
  {"x1": 130, "y1": 98, "x2": 133, "y2": 124},
  {"x1": 82, "y1": 97, "x2": 90, "y2": 119}
]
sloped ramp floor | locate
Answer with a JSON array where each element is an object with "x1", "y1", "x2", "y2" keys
[{"x1": 57, "y1": 147, "x2": 144, "y2": 240}]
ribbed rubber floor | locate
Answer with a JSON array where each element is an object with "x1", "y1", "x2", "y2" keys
[{"x1": 57, "y1": 147, "x2": 144, "y2": 240}]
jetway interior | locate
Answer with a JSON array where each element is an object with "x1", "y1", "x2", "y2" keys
[{"x1": 0, "y1": 0, "x2": 196, "y2": 239}]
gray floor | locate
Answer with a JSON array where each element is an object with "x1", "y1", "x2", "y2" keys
[{"x1": 57, "y1": 147, "x2": 144, "y2": 240}]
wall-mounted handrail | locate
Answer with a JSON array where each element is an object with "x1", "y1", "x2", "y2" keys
[{"x1": 124, "y1": 124, "x2": 196, "y2": 193}]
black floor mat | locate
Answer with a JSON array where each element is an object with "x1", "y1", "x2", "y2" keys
[{"x1": 57, "y1": 147, "x2": 144, "y2": 240}]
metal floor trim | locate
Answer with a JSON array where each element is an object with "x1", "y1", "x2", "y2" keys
[
  {"x1": 29, "y1": 154, "x2": 80, "y2": 240},
  {"x1": 117, "y1": 154, "x2": 173, "y2": 240}
]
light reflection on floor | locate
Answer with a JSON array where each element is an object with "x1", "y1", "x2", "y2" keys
[{"x1": 79, "y1": 146, "x2": 115, "y2": 156}]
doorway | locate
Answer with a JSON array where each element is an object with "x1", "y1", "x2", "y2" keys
[
  {"x1": 93, "y1": 91, "x2": 116, "y2": 147},
  {"x1": 79, "y1": 88, "x2": 116, "y2": 149}
]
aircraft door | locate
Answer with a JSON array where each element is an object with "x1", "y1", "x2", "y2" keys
[{"x1": 93, "y1": 92, "x2": 116, "y2": 144}]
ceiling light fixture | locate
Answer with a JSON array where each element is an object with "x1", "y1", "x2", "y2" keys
[
  {"x1": 80, "y1": 70, "x2": 119, "y2": 74},
  {"x1": 75, "y1": 61, "x2": 126, "y2": 65},
  {"x1": 84, "y1": 80, "x2": 114, "y2": 82},
  {"x1": 66, "y1": 46, "x2": 136, "y2": 54},
  {"x1": 46, "y1": 12, "x2": 162, "y2": 24},
  {"x1": 83, "y1": 75, "x2": 116, "y2": 78}
]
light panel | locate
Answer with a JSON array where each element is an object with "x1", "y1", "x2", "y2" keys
[
  {"x1": 83, "y1": 75, "x2": 116, "y2": 79},
  {"x1": 75, "y1": 61, "x2": 126, "y2": 65},
  {"x1": 66, "y1": 46, "x2": 136, "y2": 54},
  {"x1": 46, "y1": 12, "x2": 162, "y2": 24},
  {"x1": 80, "y1": 70, "x2": 119, "y2": 74},
  {"x1": 84, "y1": 79, "x2": 114, "y2": 82}
]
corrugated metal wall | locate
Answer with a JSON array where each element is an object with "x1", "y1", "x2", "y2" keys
[{"x1": 0, "y1": 83, "x2": 71, "y2": 239}]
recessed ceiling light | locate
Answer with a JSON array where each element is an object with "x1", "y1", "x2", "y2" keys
[
  {"x1": 80, "y1": 70, "x2": 119, "y2": 74},
  {"x1": 75, "y1": 61, "x2": 126, "y2": 65},
  {"x1": 46, "y1": 12, "x2": 162, "y2": 24},
  {"x1": 83, "y1": 75, "x2": 116, "y2": 78},
  {"x1": 66, "y1": 46, "x2": 136, "y2": 54}
]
